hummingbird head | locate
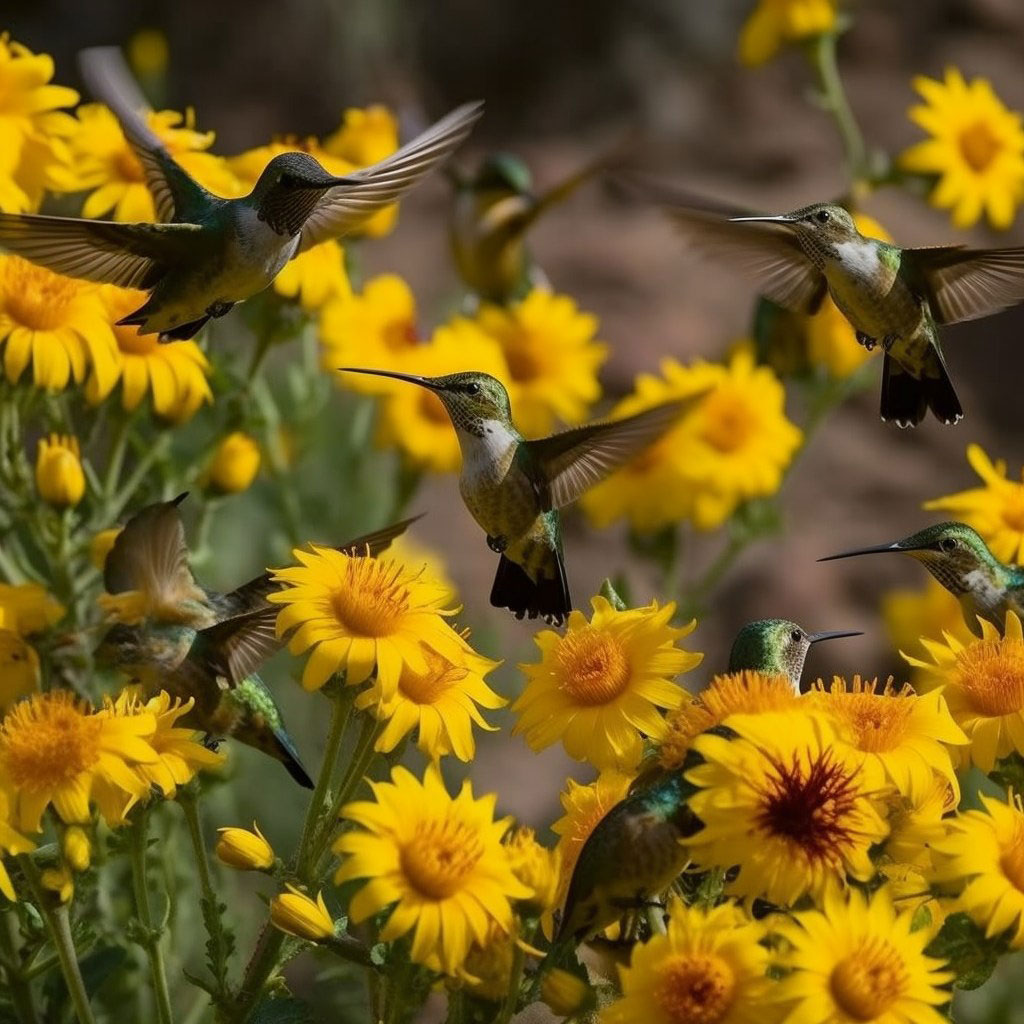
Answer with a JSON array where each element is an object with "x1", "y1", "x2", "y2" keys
[
  {"x1": 727, "y1": 618, "x2": 862, "y2": 691},
  {"x1": 472, "y1": 153, "x2": 534, "y2": 196},
  {"x1": 94, "y1": 623, "x2": 147, "y2": 670},
  {"x1": 252, "y1": 152, "x2": 355, "y2": 235},
  {"x1": 730, "y1": 202, "x2": 863, "y2": 262}
]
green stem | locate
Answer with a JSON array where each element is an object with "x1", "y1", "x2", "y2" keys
[
  {"x1": 102, "y1": 413, "x2": 131, "y2": 501},
  {"x1": 496, "y1": 932, "x2": 527, "y2": 1024},
  {"x1": 230, "y1": 924, "x2": 284, "y2": 1024},
  {"x1": 17, "y1": 856, "x2": 96, "y2": 1024},
  {"x1": 107, "y1": 434, "x2": 172, "y2": 523},
  {"x1": 0, "y1": 909, "x2": 39, "y2": 1024},
  {"x1": 129, "y1": 811, "x2": 174, "y2": 1024}
]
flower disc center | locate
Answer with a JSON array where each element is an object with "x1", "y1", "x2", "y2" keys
[
  {"x1": 699, "y1": 391, "x2": 756, "y2": 453},
  {"x1": 555, "y1": 627, "x2": 631, "y2": 705},
  {"x1": 653, "y1": 953, "x2": 735, "y2": 1024},
  {"x1": 331, "y1": 559, "x2": 410, "y2": 637},
  {"x1": 959, "y1": 120, "x2": 1002, "y2": 173},
  {"x1": 955, "y1": 640, "x2": 1024, "y2": 716},
  {"x1": 830, "y1": 940, "x2": 908, "y2": 1021},
  {"x1": 401, "y1": 817, "x2": 484, "y2": 899},
  {"x1": 2, "y1": 258, "x2": 78, "y2": 332}
]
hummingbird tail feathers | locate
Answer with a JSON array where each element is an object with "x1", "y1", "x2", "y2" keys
[
  {"x1": 490, "y1": 553, "x2": 571, "y2": 626},
  {"x1": 880, "y1": 354, "x2": 963, "y2": 428}
]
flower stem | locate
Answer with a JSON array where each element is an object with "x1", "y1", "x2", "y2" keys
[
  {"x1": 17, "y1": 856, "x2": 96, "y2": 1024},
  {"x1": 0, "y1": 908, "x2": 40, "y2": 1024},
  {"x1": 496, "y1": 934, "x2": 527, "y2": 1024},
  {"x1": 129, "y1": 811, "x2": 174, "y2": 1024}
]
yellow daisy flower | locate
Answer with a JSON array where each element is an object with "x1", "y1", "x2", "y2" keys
[
  {"x1": 0, "y1": 582, "x2": 64, "y2": 635},
  {"x1": 35, "y1": 434, "x2": 85, "y2": 507},
  {"x1": 503, "y1": 825, "x2": 561, "y2": 914},
  {"x1": 385, "y1": 534, "x2": 458, "y2": 604},
  {"x1": 473, "y1": 290, "x2": 608, "y2": 437},
  {"x1": 806, "y1": 676, "x2": 965, "y2": 800},
  {"x1": 334, "y1": 765, "x2": 531, "y2": 975},
  {"x1": 600, "y1": 898, "x2": 779, "y2": 1024},
  {"x1": 737, "y1": 0, "x2": 836, "y2": 68},
  {"x1": 0, "y1": 691, "x2": 159, "y2": 832},
  {"x1": 512, "y1": 596, "x2": 702, "y2": 770},
  {"x1": 900, "y1": 67, "x2": 1024, "y2": 230},
  {"x1": 0, "y1": 256, "x2": 119, "y2": 392},
  {"x1": 269, "y1": 546, "x2": 466, "y2": 695},
  {"x1": 882, "y1": 576, "x2": 974, "y2": 665},
  {"x1": 0, "y1": 788, "x2": 35, "y2": 901},
  {"x1": 924, "y1": 443, "x2": 1024, "y2": 564},
  {"x1": 687, "y1": 711, "x2": 889, "y2": 905},
  {"x1": 775, "y1": 885, "x2": 952, "y2": 1023},
  {"x1": 354, "y1": 640, "x2": 504, "y2": 761},
  {"x1": 904, "y1": 610, "x2": 1024, "y2": 772}
]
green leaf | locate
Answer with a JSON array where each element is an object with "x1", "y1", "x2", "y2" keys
[
  {"x1": 925, "y1": 912, "x2": 1011, "y2": 990},
  {"x1": 599, "y1": 578, "x2": 627, "y2": 611},
  {"x1": 250, "y1": 994, "x2": 316, "y2": 1024}
]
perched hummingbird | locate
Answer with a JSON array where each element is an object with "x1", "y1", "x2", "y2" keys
[
  {"x1": 95, "y1": 494, "x2": 415, "y2": 786},
  {"x1": 820, "y1": 521, "x2": 1024, "y2": 633},
  {"x1": 338, "y1": 369, "x2": 694, "y2": 624},
  {"x1": 0, "y1": 47, "x2": 482, "y2": 340},
  {"x1": 664, "y1": 197, "x2": 1024, "y2": 426}
]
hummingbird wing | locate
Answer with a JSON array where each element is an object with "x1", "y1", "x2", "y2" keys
[
  {"x1": 78, "y1": 47, "x2": 211, "y2": 223},
  {"x1": 190, "y1": 608, "x2": 281, "y2": 686},
  {"x1": 0, "y1": 213, "x2": 200, "y2": 288},
  {"x1": 523, "y1": 397, "x2": 696, "y2": 511},
  {"x1": 903, "y1": 245, "x2": 1024, "y2": 324},
  {"x1": 296, "y1": 101, "x2": 484, "y2": 251}
]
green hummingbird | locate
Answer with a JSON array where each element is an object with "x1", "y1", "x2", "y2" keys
[
  {"x1": 0, "y1": 47, "x2": 482, "y2": 340},
  {"x1": 820, "y1": 521, "x2": 1024, "y2": 633},
  {"x1": 338, "y1": 368, "x2": 693, "y2": 624},
  {"x1": 95, "y1": 494, "x2": 415, "y2": 786},
  {"x1": 664, "y1": 197, "x2": 1024, "y2": 426}
]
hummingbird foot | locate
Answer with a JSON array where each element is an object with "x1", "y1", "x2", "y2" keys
[
  {"x1": 881, "y1": 333, "x2": 900, "y2": 353},
  {"x1": 201, "y1": 733, "x2": 222, "y2": 752},
  {"x1": 855, "y1": 331, "x2": 877, "y2": 351},
  {"x1": 486, "y1": 533, "x2": 508, "y2": 553}
]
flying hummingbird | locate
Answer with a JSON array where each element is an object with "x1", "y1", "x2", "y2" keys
[
  {"x1": 95, "y1": 494, "x2": 415, "y2": 786},
  {"x1": 0, "y1": 47, "x2": 482, "y2": 340},
  {"x1": 820, "y1": 521, "x2": 1024, "y2": 633},
  {"x1": 663, "y1": 196, "x2": 1024, "y2": 426},
  {"x1": 338, "y1": 369, "x2": 694, "y2": 624}
]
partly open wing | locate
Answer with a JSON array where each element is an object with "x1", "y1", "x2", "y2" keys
[
  {"x1": 192, "y1": 608, "x2": 281, "y2": 686},
  {"x1": 905, "y1": 245, "x2": 1024, "y2": 324}
]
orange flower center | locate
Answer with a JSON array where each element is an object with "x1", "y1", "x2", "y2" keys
[
  {"x1": 959, "y1": 120, "x2": 1002, "y2": 174},
  {"x1": 954, "y1": 638, "x2": 1024, "y2": 716},
  {"x1": 113, "y1": 146, "x2": 145, "y2": 183},
  {"x1": 504, "y1": 341, "x2": 543, "y2": 383},
  {"x1": 999, "y1": 826, "x2": 1024, "y2": 892},
  {"x1": 400, "y1": 817, "x2": 484, "y2": 899},
  {"x1": 830, "y1": 939, "x2": 908, "y2": 1021},
  {"x1": 829, "y1": 692, "x2": 913, "y2": 753},
  {"x1": 653, "y1": 953, "x2": 735, "y2": 1024},
  {"x1": 382, "y1": 317, "x2": 418, "y2": 353},
  {"x1": 114, "y1": 323, "x2": 160, "y2": 355},
  {"x1": 398, "y1": 650, "x2": 467, "y2": 704},
  {"x1": 2, "y1": 258, "x2": 79, "y2": 331},
  {"x1": 699, "y1": 391, "x2": 756, "y2": 453},
  {"x1": 419, "y1": 390, "x2": 451, "y2": 426},
  {"x1": 331, "y1": 558, "x2": 412, "y2": 637},
  {"x1": 555, "y1": 627, "x2": 630, "y2": 706}
]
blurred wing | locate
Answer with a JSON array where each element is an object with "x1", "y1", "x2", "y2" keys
[
  {"x1": 298, "y1": 101, "x2": 483, "y2": 251},
  {"x1": 526, "y1": 398, "x2": 697, "y2": 511},
  {"x1": 906, "y1": 245, "x2": 1024, "y2": 324},
  {"x1": 193, "y1": 608, "x2": 281, "y2": 686}
]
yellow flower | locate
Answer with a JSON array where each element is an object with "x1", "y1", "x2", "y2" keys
[
  {"x1": 473, "y1": 290, "x2": 608, "y2": 437},
  {"x1": 67, "y1": 103, "x2": 238, "y2": 221},
  {"x1": 583, "y1": 350, "x2": 801, "y2": 533},
  {"x1": 806, "y1": 676, "x2": 965, "y2": 800},
  {"x1": 269, "y1": 546, "x2": 466, "y2": 695},
  {"x1": 62, "y1": 825, "x2": 91, "y2": 872},
  {"x1": 504, "y1": 826, "x2": 561, "y2": 913},
  {"x1": 900, "y1": 68, "x2": 1024, "y2": 230},
  {"x1": 774, "y1": 885, "x2": 952, "y2": 1023},
  {"x1": 385, "y1": 534, "x2": 458, "y2": 604},
  {"x1": 513, "y1": 596, "x2": 701, "y2": 770},
  {"x1": 925, "y1": 443, "x2": 1024, "y2": 563},
  {"x1": 0, "y1": 789, "x2": 34, "y2": 901},
  {"x1": 355, "y1": 640, "x2": 504, "y2": 761},
  {"x1": 460, "y1": 922, "x2": 517, "y2": 1000},
  {"x1": 905, "y1": 610, "x2": 1024, "y2": 772},
  {"x1": 737, "y1": 0, "x2": 836, "y2": 68},
  {"x1": 206, "y1": 433, "x2": 261, "y2": 494},
  {"x1": 600, "y1": 898, "x2": 779, "y2": 1024},
  {"x1": 0, "y1": 35, "x2": 79, "y2": 213},
  {"x1": 882, "y1": 576, "x2": 974, "y2": 666},
  {"x1": 0, "y1": 256, "x2": 119, "y2": 392},
  {"x1": 0, "y1": 618, "x2": 39, "y2": 710},
  {"x1": 89, "y1": 528, "x2": 122, "y2": 571},
  {"x1": 270, "y1": 884, "x2": 335, "y2": 941},
  {"x1": 0, "y1": 583, "x2": 64, "y2": 635},
  {"x1": 334, "y1": 765, "x2": 531, "y2": 974},
  {"x1": 687, "y1": 711, "x2": 889, "y2": 905},
  {"x1": 35, "y1": 434, "x2": 85, "y2": 507},
  {"x1": 273, "y1": 240, "x2": 351, "y2": 310},
  {"x1": 540, "y1": 968, "x2": 595, "y2": 1017},
  {"x1": 0, "y1": 691, "x2": 158, "y2": 831},
  {"x1": 216, "y1": 822, "x2": 275, "y2": 871},
  {"x1": 41, "y1": 864, "x2": 74, "y2": 904}
]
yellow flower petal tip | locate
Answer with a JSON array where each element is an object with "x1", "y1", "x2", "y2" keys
[{"x1": 215, "y1": 823, "x2": 275, "y2": 871}]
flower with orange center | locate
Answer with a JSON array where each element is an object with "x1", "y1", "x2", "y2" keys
[
  {"x1": 904, "y1": 610, "x2": 1024, "y2": 772},
  {"x1": 513, "y1": 596, "x2": 702, "y2": 770},
  {"x1": 334, "y1": 765, "x2": 531, "y2": 974},
  {"x1": 269, "y1": 546, "x2": 467, "y2": 696},
  {"x1": 687, "y1": 711, "x2": 889, "y2": 905},
  {"x1": 0, "y1": 690, "x2": 158, "y2": 832}
]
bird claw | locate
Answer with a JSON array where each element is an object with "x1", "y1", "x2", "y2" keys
[
  {"x1": 486, "y1": 534, "x2": 507, "y2": 553},
  {"x1": 855, "y1": 331, "x2": 877, "y2": 351},
  {"x1": 881, "y1": 333, "x2": 899, "y2": 352},
  {"x1": 201, "y1": 734, "x2": 222, "y2": 752}
]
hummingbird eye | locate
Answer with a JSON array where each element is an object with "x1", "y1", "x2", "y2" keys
[
  {"x1": 464, "y1": 382, "x2": 480, "y2": 395},
  {"x1": 790, "y1": 629, "x2": 803, "y2": 643},
  {"x1": 940, "y1": 537, "x2": 958, "y2": 552},
  {"x1": 815, "y1": 210, "x2": 831, "y2": 224}
]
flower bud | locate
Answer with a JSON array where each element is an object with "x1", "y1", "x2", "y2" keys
[
  {"x1": 207, "y1": 432, "x2": 260, "y2": 494},
  {"x1": 216, "y1": 822, "x2": 274, "y2": 871},
  {"x1": 36, "y1": 435, "x2": 85, "y2": 506},
  {"x1": 270, "y1": 885, "x2": 334, "y2": 941},
  {"x1": 89, "y1": 528, "x2": 122, "y2": 571},
  {"x1": 540, "y1": 967, "x2": 594, "y2": 1018},
  {"x1": 41, "y1": 865, "x2": 74, "y2": 904},
  {"x1": 62, "y1": 825, "x2": 91, "y2": 872},
  {"x1": 0, "y1": 628, "x2": 39, "y2": 710}
]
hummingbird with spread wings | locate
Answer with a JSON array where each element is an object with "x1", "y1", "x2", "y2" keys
[
  {"x1": 95, "y1": 494, "x2": 414, "y2": 786},
  {"x1": 338, "y1": 369, "x2": 695, "y2": 625},
  {"x1": 0, "y1": 47, "x2": 482, "y2": 340},
  {"x1": 662, "y1": 196, "x2": 1024, "y2": 427}
]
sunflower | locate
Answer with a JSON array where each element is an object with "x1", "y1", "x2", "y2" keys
[
  {"x1": 924, "y1": 444, "x2": 1024, "y2": 564},
  {"x1": 473, "y1": 290, "x2": 608, "y2": 437},
  {"x1": 0, "y1": 691, "x2": 159, "y2": 832},
  {"x1": 904, "y1": 611, "x2": 1024, "y2": 772},
  {"x1": 806, "y1": 676, "x2": 965, "y2": 800},
  {"x1": 774, "y1": 885, "x2": 952, "y2": 1024},
  {"x1": 600, "y1": 898, "x2": 779, "y2": 1024},
  {"x1": 881, "y1": 577, "x2": 975, "y2": 665},
  {"x1": 686, "y1": 711, "x2": 889, "y2": 905},
  {"x1": 354, "y1": 639, "x2": 504, "y2": 761},
  {"x1": 900, "y1": 68, "x2": 1024, "y2": 230},
  {"x1": 334, "y1": 765, "x2": 531, "y2": 974},
  {"x1": 512, "y1": 596, "x2": 702, "y2": 770},
  {"x1": 269, "y1": 546, "x2": 467, "y2": 695},
  {"x1": 0, "y1": 256, "x2": 119, "y2": 392},
  {"x1": 0, "y1": 583, "x2": 64, "y2": 636}
]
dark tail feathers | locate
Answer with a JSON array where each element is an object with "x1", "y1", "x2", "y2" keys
[
  {"x1": 490, "y1": 554, "x2": 571, "y2": 626},
  {"x1": 880, "y1": 354, "x2": 962, "y2": 428}
]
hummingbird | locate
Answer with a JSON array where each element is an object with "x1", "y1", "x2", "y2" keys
[
  {"x1": 0, "y1": 47, "x2": 482, "y2": 340},
  {"x1": 338, "y1": 368, "x2": 695, "y2": 624},
  {"x1": 819, "y1": 521, "x2": 1024, "y2": 633},
  {"x1": 95, "y1": 493, "x2": 415, "y2": 786},
  {"x1": 663, "y1": 196, "x2": 1024, "y2": 426}
]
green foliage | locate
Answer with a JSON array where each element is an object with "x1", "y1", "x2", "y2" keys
[{"x1": 926, "y1": 913, "x2": 1012, "y2": 991}]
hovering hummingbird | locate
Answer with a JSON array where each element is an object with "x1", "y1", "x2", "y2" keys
[
  {"x1": 820, "y1": 521, "x2": 1024, "y2": 633},
  {"x1": 95, "y1": 494, "x2": 414, "y2": 786},
  {"x1": 664, "y1": 197, "x2": 1024, "y2": 426},
  {"x1": 0, "y1": 47, "x2": 482, "y2": 340},
  {"x1": 338, "y1": 369, "x2": 694, "y2": 624}
]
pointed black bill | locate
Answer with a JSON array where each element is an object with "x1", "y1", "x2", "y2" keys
[
  {"x1": 817, "y1": 541, "x2": 905, "y2": 562},
  {"x1": 336, "y1": 367, "x2": 441, "y2": 390},
  {"x1": 807, "y1": 629, "x2": 863, "y2": 644},
  {"x1": 729, "y1": 213, "x2": 798, "y2": 225}
]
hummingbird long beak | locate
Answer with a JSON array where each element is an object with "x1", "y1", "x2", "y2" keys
[
  {"x1": 728, "y1": 214, "x2": 797, "y2": 225},
  {"x1": 817, "y1": 541, "x2": 905, "y2": 562},
  {"x1": 807, "y1": 629, "x2": 863, "y2": 644},
  {"x1": 336, "y1": 367, "x2": 441, "y2": 390}
]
